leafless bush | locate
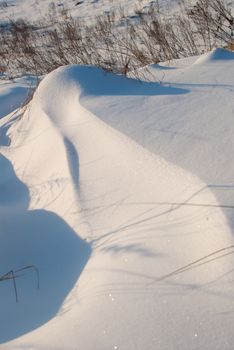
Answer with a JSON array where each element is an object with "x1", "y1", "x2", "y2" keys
[
  {"x1": 0, "y1": 0, "x2": 232, "y2": 79},
  {"x1": 188, "y1": 0, "x2": 234, "y2": 48}
]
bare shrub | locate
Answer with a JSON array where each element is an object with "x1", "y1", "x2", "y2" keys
[
  {"x1": 188, "y1": 0, "x2": 234, "y2": 48},
  {"x1": 0, "y1": 0, "x2": 232, "y2": 79}
]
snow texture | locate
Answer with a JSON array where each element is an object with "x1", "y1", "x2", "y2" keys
[{"x1": 0, "y1": 48, "x2": 234, "y2": 349}]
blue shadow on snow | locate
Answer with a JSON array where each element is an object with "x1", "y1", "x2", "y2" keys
[
  {"x1": 60, "y1": 65, "x2": 189, "y2": 96},
  {"x1": 0, "y1": 154, "x2": 91, "y2": 343},
  {"x1": 0, "y1": 86, "x2": 29, "y2": 119}
]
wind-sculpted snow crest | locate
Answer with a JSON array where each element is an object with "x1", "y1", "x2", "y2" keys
[{"x1": 1, "y1": 60, "x2": 234, "y2": 349}]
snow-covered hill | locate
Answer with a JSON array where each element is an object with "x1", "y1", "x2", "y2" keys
[
  {"x1": 0, "y1": 0, "x2": 180, "y2": 23},
  {"x1": 0, "y1": 48, "x2": 234, "y2": 349}
]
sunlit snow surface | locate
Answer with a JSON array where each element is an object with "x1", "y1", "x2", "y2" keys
[
  {"x1": 0, "y1": 49, "x2": 234, "y2": 349},
  {"x1": 0, "y1": 0, "x2": 182, "y2": 23}
]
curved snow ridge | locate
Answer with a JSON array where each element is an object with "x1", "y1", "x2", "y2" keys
[
  {"x1": 194, "y1": 48, "x2": 234, "y2": 65},
  {"x1": 32, "y1": 64, "x2": 233, "y2": 275},
  {"x1": 33, "y1": 65, "x2": 198, "y2": 199},
  {"x1": 3, "y1": 64, "x2": 234, "y2": 349}
]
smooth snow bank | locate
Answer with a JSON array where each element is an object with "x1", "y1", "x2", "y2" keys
[
  {"x1": 82, "y1": 49, "x2": 234, "y2": 233},
  {"x1": 194, "y1": 47, "x2": 234, "y2": 64},
  {"x1": 1, "y1": 58, "x2": 234, "y2": 349}
]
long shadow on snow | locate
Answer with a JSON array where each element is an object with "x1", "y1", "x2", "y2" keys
[
  {"x1": 0, "y1": 154, "x2": 91, "y2": 343},
  {"x1": 64, "y1": 137, "x2": 80, "y2": 192},
  {"x1": 63, "y1": 65, "x2": 189, "y2": 96}
]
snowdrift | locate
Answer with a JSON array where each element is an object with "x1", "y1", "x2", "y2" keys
[
  {"x1": 194, "y1": 47, "x2": 234, "y2": 65},
  {"x1": 1, "y1": 49, "x2": 234, "y2": 349}
]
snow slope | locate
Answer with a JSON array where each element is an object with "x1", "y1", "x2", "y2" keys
[
  {"x1": 0, "y1": 0, "x2": 179, "y2": 23},
  {"x1": 0, "y1": 0, "x2": 233, "y2": 25},
  {"x1": 0, "y1": 48, "x2": 234, "y2": 349}
]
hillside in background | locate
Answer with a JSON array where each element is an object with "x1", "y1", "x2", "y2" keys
[{"x1": 0, "y1": 0, "x2": 180, "y2": 22}]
